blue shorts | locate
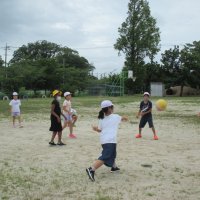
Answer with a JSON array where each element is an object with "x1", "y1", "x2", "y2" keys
[
  {"x1": 12, "y1": 112, "x2": 20, "y2": 117},
  {"x1": 98, "y1": 143, "x2": 117, "y2": 167},
  {"x1": 64, "y1": 114, "x2": 72, "y2": 122}
]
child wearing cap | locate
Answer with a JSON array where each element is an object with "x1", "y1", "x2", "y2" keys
[
  {"x1": 62, "y1": 92, "x2": 77, "y2": 139},
  {"x1": 9, "y1": 92, "x2": 23, "y2": 128},
  {"x1": 86, "y1": 100, "x2": 128, "y2": 182},
  {"x1": 136, "y1": 92, "x2": 158, "y2": 140},
  {"x1": 49, "y1": 90, "x2": 66, "y2": 146}
]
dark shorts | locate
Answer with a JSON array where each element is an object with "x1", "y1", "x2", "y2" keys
[
  {"x1": 98, "y1": 143, "x2": 116, "y2": 167},
  {"x1": 139, "y1": 115, "x2": 154, "y2": 128}
]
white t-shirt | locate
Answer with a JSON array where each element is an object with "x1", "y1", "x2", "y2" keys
[
  {"x1": 9, "y1": 99, "x2": 21, "y2": 113},
  {"x1": 63, "y1": 100, "x2": 71, "y2": 115},
  {"x1": 98, "y1": 114, "x2": 122, "y2": 144}
]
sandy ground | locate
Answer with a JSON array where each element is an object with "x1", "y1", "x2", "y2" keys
[{"x1": 0, "y1": 102, "x2": 200, "y2": 200}]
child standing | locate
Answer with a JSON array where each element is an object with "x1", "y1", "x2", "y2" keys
[
  {"x1": 136, "y1": 92, "x2": 158, "y2": 140},
  {"x1": 86, "y1": 100, "x2": 128, "y2": 182},
  {"x1": 62, "y1": 92, "x2": 77, "y2": 139},
  {"x1": 9, "y1": 92, "x2": 23, "y2": 128},
  {"x1": 49, "y1": 90, "x2": 65, "y2": 146}
]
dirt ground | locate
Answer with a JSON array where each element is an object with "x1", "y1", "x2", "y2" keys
[{"x1": 0, "y1": 100, "x2": 200, "y2": 200}]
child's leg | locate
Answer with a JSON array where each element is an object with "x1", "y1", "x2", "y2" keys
[
  {"x1": 68, "y1": 120, "x2": 73, "y2": 134},
  {"x1": 92, "y1": 160, "x2": 104, "y2": 171},
  {"x1": 112, "y1": 161, "x2": 117, "y2": 168},
  {"x1": 50, "y1": 132, "x2": 57, "y2": 142},
  {"x1": 62, "y1": 120, "x2": 69, "y2": 130},
  {"x1": 57, "y1": 131, "x2": 62, "y2": 143},
  {"x1": 148, "y1": 117, "x2": 157, "y2": 136},
  {"x1": 72, "y1": 115, "x2": 78, "y2": 125},
  {"x1": 18, "y1": 115, "x2": 23, "y2": 127},
  {"x1": 137, "y1": 117, "x2": 147, "y2": 135},
  {"x1": 12, "y1": 116, "x2": 16, "y2": 126},
  {"x1": 152, "y1": 126, "x2": 156, "y2": 135}
]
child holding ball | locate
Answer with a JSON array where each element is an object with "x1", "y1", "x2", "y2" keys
[
  {"x1": 136, "y1": 92, "x2": 158, "y2": 140},
  {"x1": 9, "y1": 92, "x2": 23, "y2": 128},
  {"x1": 62, "y1": 92, "x2": 77, "y2": 139},
  {"x1": 49, "y1": 90, "x2": 66, "y2": 146},
  {"x1": 86, "y1": 100, "x2": 128, "y2": 182}
]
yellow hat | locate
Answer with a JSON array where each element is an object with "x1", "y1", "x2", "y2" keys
[{"x1": 52, "y1": 90, "x2": 62, "y2": 97}]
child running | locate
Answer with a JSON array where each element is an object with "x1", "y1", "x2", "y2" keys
[
  {"x1": 86, "y1": 100, "x2": 128, "y2": 182},
  {"x1": 62, "y1": 92, "x2": 77, "y2": 139},
  {"x1": 136, "y1": 92, "x2": 158, "y2": 140},
  {"x1": 49, "y1": 90, "x2": 66, "y2": 146},
  {"x1": 9, "y1": 92, "x2": 23, "y2": 128}
]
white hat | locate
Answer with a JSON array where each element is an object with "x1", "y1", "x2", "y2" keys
[
  {"x1": 64, "y1": 92, "x2": 71, "y2": 97},
  {"x1": 101, "y1": 100, "x2": 114, "y2": 109},
  {"x1": 143, "y1": 92, "x2": 150, "y2": 96},
  {"x1": 13, "y1": 92, "x2": 18, "y2": 96}
]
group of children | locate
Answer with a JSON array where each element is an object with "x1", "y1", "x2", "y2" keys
[
  {"x1": 86, "y1": 92, "x2": 158, "y2": 181},
  {"x1": 8, "y1": 90, "x2": 200, "y2": 182},
  {"x1": 49, "y1": 90, "x2": 77, "y2": 146}
]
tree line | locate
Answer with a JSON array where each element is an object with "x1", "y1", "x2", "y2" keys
[{"x1": 0, "y1": 40, "x2": 95, "y2": 97}]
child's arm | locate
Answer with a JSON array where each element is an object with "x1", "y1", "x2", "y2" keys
[
  {"x1": 141, "y1": 109, "x2": 152, "y2": 116},
  {"x1": 61, "y1": 112, "x2": 67, "y2": 120},
  {"x1": 92, "y1": 126, "x2": 101, "y2": 133},
  {"x1": 121, "y1": 116, "x2": 129, "y2": 122},
  {"x1": 136, "y1": 110, "x2": 141, "y2": 118}
]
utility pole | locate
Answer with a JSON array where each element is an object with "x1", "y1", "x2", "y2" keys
[{"x1": 4, "y1": 43, "x2": 10, "y2": 78}]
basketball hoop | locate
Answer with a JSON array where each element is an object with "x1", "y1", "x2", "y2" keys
[
  {"x1": 128, "y1": 70, "x2": 136, "y2": 82},
  {"x1": 128, "y1": 70, "x2": 133, "y2": 79}
]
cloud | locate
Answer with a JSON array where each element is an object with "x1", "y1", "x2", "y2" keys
[{"x1": 0, "y1": 0, "x2": 200, "y2": 73}]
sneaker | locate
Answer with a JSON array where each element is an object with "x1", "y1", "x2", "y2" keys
[
  {"x1": 111, "y1": 167, "x2": 120, "y2": 173},
  {"x1": 68, "y1": 134, "x2": 77, "y2": 139},
  {"x1": 57, "y1": 142, "x2": 66, "y2": 146},
  {"x1": 49, "y1": 141, "x2": 56, "y2": 146},
  {"x1": 86, "y1": 167, "x2": 95, "y2": 181},
  {"x1": 154, "y1": 135, "x2": 159, "y2": 140},
  {"x1": 135, "y1": 134, "x2": 142, "y2": 138}
]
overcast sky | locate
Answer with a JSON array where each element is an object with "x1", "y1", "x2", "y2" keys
[{"x1": 0, "y1": 0, "x2": 200, "y2": 74}]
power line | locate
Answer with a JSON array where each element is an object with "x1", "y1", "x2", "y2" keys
[{"x1": 0, "y1": 43, "x2": 186, "y2": 51}]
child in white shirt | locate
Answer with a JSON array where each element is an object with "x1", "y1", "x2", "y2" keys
[
  {"x1": 9, "y1": 92, "x2": 23, "y2": 128},
  {"x1": 62, "y1": 92, "x2": 77, "y2": 138},
  {"x1": 86, "y1": 100, "x2": 128, "y2": 182}
]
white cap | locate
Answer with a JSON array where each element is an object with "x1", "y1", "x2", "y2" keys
[
  {"x1": 143, "y1": 92, "x2": 150, "y2": 96},
  {"x1": 13, "y1": 92, "x2": 18, "y2": 96},
  {"x1": 64, "y1": 92, "x2": 71, "y2": 97},
  {"x1": 101, "y1": 100, "x2": 114, "y2": 109}
]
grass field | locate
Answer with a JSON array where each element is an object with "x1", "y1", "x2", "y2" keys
[{"x1": 0, "y1": 96, "x2": 200, "y2": 200}]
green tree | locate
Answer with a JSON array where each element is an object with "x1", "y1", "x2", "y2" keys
[
  {"x1": 0, "y1": 56, "x2": 3, "y2": 67},
  {"x1": 161, "y1": 43, "x2": 200, "y2": 96},
  {"x1": 114, "y1": 0, "x2": 160, "y2": 93},
  {"x1": 7, "y1": 40, "x2": 94, "y2": 95},
  {"x1": 181, "y1": 41, "x2": 200, "y2": 90}
]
